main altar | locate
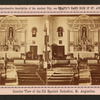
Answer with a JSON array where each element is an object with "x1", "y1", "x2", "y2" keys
[
  {"x1": 68, "y1": 15, "x2": 99, "y2": 58},
  {"x1": 0, "y1": 15, "x2": 26, "y2": 59}
]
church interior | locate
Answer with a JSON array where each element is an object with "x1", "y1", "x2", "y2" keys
[{"x1": 0, "y1": 15, "x2": 100, "y2": 85}]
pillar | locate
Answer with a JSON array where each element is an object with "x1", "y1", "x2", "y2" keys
[
  {"x1": 44, "y1": 16, "x2": 50, "y2": 68},
  {"x1": 94, "y1": 30, "x2": 98, "y2": 53},
  {"x1": 20, "y1": 29, "x2": 26, "y2": 53},
  {"x1": 67, "y1": 29, "x2": 70, "y2": 53},
  {"x1": 98, "y1": 29, "x2": 100, "y2": 52},
  {"x1": 69, "y1": 30, "x2": 74, "y2": 53}
]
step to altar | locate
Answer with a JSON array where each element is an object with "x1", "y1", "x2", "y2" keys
[
  {"x1": 5, "y1": 68, "x2": 18, "y2": 85},
  {"x1": 78, "y1": 68, "x2": 91, "y2": 85}
]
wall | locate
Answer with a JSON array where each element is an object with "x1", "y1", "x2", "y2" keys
[
  {"x1": 51, "y1": 16, "x2": 71, "y2": 54},
  {"x1": 0, "y1": 15, "x2": 46, "y2": 55},
  {"x1": 0, "y1": 15, "x2": 100, "y2": 56},
  {"x1": 51, "y1": 15, "x2": 100, "y2": 54},
  {"x1": 25, "y1": 16, "x2": 45, "y2": 55}
]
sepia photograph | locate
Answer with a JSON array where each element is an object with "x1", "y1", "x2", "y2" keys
[
  {"x1": 0, "y1": 15, "x2": 47, "y2": 85},
  {"x1": 0, "y1": 14, "x2": 100, "y2": 86},
  {"x1": 47, "y1": 15, "x2": 100, "y2": 85}
]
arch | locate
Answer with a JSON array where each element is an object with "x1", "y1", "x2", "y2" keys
[
  {"x1": 32, "y1": 27, "x2": 37, "y2": 32},
  {"x1": 72, "y1": 15, "x2": 95, "y2": 52},
  {"x1": 72, "y1": 15, "x2": 95, "y2": 29},
  {"x1": 57, "y1": 26, "x2": 64, "y2": 32},
  {"x1": 0, "y1": 15, "x2": 22, "y2": 28}
]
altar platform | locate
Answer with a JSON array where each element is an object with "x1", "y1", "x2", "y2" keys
[
  {"x1": 73, "y1": 52, "x2": 96, "y2": 58},
  {"x1": 0, "y1": 51, "x2": 24, "y2": 59}
]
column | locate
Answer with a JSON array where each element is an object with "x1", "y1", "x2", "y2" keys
[
  {"x1": 44, "y1": 16, "x2": 49, "y2": 68},
  {"x1": 67, "y1": 29, "x2": 70, "y2": 53},
  {"x1": 98, "y1": 29, "x2": 100, "y2": 52},
  {"x1": 70, "y1": 30, "x2": 74, "y2": 53},
  {"x1": 94, "y1": 29, "x2": 98, "y2": 53},
  {"x1": 20, "y1": 29, "x2": 26, "y2": 53}
]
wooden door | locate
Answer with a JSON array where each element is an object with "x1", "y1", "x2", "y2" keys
[{"x1": 30, "y1": 46, "x2": 37, "y2": 55}]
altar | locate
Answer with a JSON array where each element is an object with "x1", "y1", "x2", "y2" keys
[
  {"x1": 69, "y1": 15, "x2": 99, "y2": 59},
  {"x1": 73, "y1": 52, "x2": 95, "y2": 59},
  {"x1": 0, "y1": 52, "x2": 23, "y2": 59},
  {"x1": 0, "y1": 15, "x2": 26, "y2": 58}
]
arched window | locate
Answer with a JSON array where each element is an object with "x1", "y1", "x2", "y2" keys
[
  {"x1": 32, "y1": 27, "x2": 37, "y2": 37},
  {"x1": 57, "y1": 26, "x2": 63, "y2": 37}
]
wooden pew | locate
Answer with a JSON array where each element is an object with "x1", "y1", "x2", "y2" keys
[
  {"x1": 90, "y1": 70, "x2": 100, "y2": 85},
  {"x1": 48, "y1": 72, "x2": 74, "y2": 85}
]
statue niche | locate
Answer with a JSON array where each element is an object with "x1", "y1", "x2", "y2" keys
[
  {"x1": 76, "y1": 26, "x2": 93, "y2": 52},
  {"x1": 81, "y1": 27, "x2": 87, "y2": 42},
  {"x1": 9, "y1": 27, "x2": 14, "y2": 39},
  {"x1": 57, "y1": 26, "x2": 63, "y2": 37},
  {"x1": 6, "y1": 27, "x2": 20, "y2": 52}
]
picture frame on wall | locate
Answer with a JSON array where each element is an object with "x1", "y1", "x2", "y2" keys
[{"x1": 59, "y1": 40, "x2": 62, "y2": 44}]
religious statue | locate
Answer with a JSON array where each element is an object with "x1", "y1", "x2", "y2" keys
[
  {"x1": 81, "y1": 27, "x2": 87, "y2": 41},
  {"x1": 9, "y1": 27, "x2": 14, "y2": 39},
  {"x1": 57, "y1": 26, "x2": 63, "y2": 37},
  {"x1": 32, "y1": 27, "x2": 37, "y2": 37}
]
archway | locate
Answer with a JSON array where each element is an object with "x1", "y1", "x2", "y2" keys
[
  {"x1": 0, "y1": 15, "x2": 22, "y2": 52},
  {"x1": 72, "y1": 15, "x2": 95, "y2": 52}
]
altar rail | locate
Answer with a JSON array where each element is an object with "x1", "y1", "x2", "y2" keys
[
  {"x1": 73, "y1": 52, "x2": 95, "y2": 58},
  {"x1": 0, "y1": 52, "x2": 21, "y2": 59}
]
